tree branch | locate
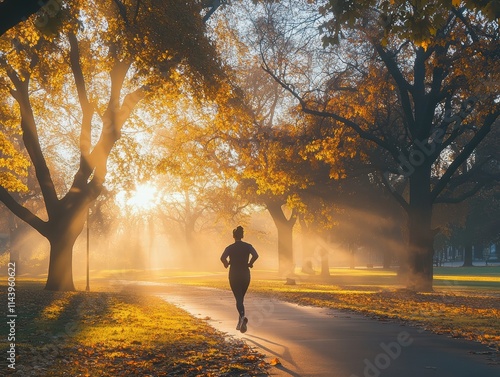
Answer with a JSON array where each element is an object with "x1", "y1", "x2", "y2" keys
[
  {"x1": 373, "y1": 44, "x2": 415, "y2": 132},
  {"x1": 435, "y1": 181, "x2": 486, "y2": 204},
  {"x1": 431, "y1": 107, "x2": 500, "y2": 202},
  {"x1": 446, "y1": 155, "x2": 495, "y2": 190},
  {"x1": 112, "y1": 0, "x2": 130, "y2": 26},
  {"x1": 89, "y1": 84, "x2": 146, "y2": 195},
  {"x1": 202, "y1": 0, "x2": 224, "y2": 23},
  {"x1": 6, "y1": 66, "x2": 59, "y2": 215},
  {"x1": 380, "y1": 172, "x2": 410, "y2": 213},
  {"x1": 261, "y1": 62, "x2": 401, "y2": 161},
  {"x1": 0, "y1": 187, "x2": 48, "y2": 236},
  {"x1": 452, "y1": 7, "x2": 479, "y2": 43},
  {"x1": 67, "y1": 32, "x2": 97, "y2": 203}
]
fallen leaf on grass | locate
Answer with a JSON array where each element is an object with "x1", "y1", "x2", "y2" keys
[{"x1": 270, "y1": 357, "x2": 281, "y2": 366}]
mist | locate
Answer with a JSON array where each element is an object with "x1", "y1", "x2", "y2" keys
[{"x1": 1, "y1": 193, "x2": 410, "y2": 281}]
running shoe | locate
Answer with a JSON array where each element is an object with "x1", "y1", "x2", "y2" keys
[
  {"x1": 240, "y1": 317, "x2": 248, "y2": 333},
  {"x1": 236, "y1": 316, "x2": 243, "y2": 331}
]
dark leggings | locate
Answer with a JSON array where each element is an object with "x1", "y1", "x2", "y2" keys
[{"x1": 229, "y1": 269, "x2": 250, "y2": 318}]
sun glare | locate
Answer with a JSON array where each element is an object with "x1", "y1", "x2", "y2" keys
[{"x1": 119, "y1": 182, "x2": 158, "y2": 213}]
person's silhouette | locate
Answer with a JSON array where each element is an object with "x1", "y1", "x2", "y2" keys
[{"x1": 220, "y1": 226, "x2": 259, "y2": 333}]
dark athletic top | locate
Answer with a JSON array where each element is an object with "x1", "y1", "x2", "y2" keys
[{"x1": 220, "y1": 241, "x2": 259, "y2": 272}]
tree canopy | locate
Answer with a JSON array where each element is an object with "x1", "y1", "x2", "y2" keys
[
  {"x1": 258, "y1": 0, "x2": 499, "y2": 289},
  {"x1": 0, "y1": 0, "x2": 228, "y2": 290},
  {"x1": 0, "y1": 0, "x2": 498, "y2": 291}
]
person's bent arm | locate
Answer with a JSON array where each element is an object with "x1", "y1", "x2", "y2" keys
[
  {"x1": 248, "y1": 246, "x2": 259, "y2": 268},
  {"x1": 220, "y1": 249, "x2": 230, "y2": 268}
]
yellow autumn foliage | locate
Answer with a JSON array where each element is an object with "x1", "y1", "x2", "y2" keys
[{"x1": 0, "y1": 112, "x2": 29, "y2": 193}]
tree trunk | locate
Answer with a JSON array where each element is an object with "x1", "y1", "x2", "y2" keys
[
  {"x1": 473, "y1": 243, "x2": 483, "y2": 260},
  {"x1": 147, "y1": 217, "x2": 155, "y2": 270},
  {"x1": 349, "y1": 243, "x2": 355, "y2": 269},
  {"x1": 45, "y1": 206, "x2": 87, "y2": 291},
  {"x1": 383, "y1": 248, "x2": 392, "y2": 269},
  {"x1": 45, "y1": 238, "x2": 76, "y2": 291},
  {"x1": 267, "y1": 201, "x2": 296, "y2": 276},
  {"x1": 299, "y1": 217, "x2": 315, "y2": 274},
  {"x1": 301, "y1": 235, "x2": 316, "y2": 274},
  {"x1": 276, "y1": 219, "x2": 294, "y2": 276},
  {"x1": 185, "y1": 219, "x2": 198, "y2": 262},
  {"x1": 320, "y1": 245, "x2": 330, "y2": 277},
  {"x1": 462, "y1": 239, "x2": 473, "y2": 267},
  {"x1": 406, "y1": 166, "x2": 434, "y2": 292}
]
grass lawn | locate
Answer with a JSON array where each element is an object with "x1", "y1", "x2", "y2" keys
[
  {"x1": 139, "y1": 266, "x2": 500, "y2": 353},
  {"x1": 0, "y1": 280, "x2": 267, "y2": 376}
]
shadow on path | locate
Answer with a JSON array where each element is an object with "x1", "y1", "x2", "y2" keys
[{"x1": 153, "y1": 283, "x2": 499, "y2": 377}]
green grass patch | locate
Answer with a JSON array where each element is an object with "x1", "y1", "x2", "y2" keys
[
  {"x1": 434, "y1": 266, "x2": 500, "y2": 277},
  {"x1": 0, "y1": 280, "x2": 267, "y2": 376}
]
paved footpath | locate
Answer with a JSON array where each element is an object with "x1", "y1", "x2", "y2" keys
[{"x1": 153, "y1": 283, "x2": 499, "y2": 377}]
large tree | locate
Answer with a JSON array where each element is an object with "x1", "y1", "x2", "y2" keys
[
  {"x1": 261, "y1": 1, "x2": 499, "y2": 290},
  {"x1": 0, "y1": 0, "x2": 224, "y2": 290}
]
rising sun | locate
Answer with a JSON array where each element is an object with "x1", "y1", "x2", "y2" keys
[{"x1": 118, "y1": 182, "x2": 158, "y2": 213}]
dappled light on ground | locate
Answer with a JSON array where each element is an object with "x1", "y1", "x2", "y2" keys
[
  {"x1": 39, "y1": 294, "x2": 77, "y2": 321},
  {"x1": 0, "y1": 281, "x2": 267, "y2": 376}
]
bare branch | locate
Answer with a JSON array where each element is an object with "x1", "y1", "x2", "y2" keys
[
  {"x1": 380, "y1": 173, "x2": 410, "y2": 213},
  {"x1": 446, "y1": 156, "x2": 495, "y2": 190},
  {"x1": 431, "y1": 107, "x2": 500, "y2": 202},
  {"x1": 373, "y1": 44, "x2": 415, "y2": 132},
  {"x1": 202, "y1": 0, "x2": 225, "y2": 23}
]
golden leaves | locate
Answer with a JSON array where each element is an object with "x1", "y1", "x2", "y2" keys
[
  {"x1": 0, "y1": 131, "x2": 29, "y2": 192},
  {"x1": 270, "y1": 357, "x2": 282, "y2": 366},
  {"x1": 13, "y1": 284, "x2": 267, "y2": 376},
  {"x1": 319, "y1": 0, "x2": 497, "y2": 50},
  {"x1": 419, "y1": 39, "x2": 430, "y2": 51}
]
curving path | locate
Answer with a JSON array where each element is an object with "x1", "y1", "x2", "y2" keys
[{"x1": 153, "y1": 284, "x2": 498, "y2": 377}]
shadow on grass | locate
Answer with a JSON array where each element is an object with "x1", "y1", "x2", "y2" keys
[{"x1": 0, "y1": 280, "x2": 112, "y2": 372}]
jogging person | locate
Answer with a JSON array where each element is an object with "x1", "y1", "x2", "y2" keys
[{"x1": 220, "y1": 226, "x2": 259, "y2": 333}]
